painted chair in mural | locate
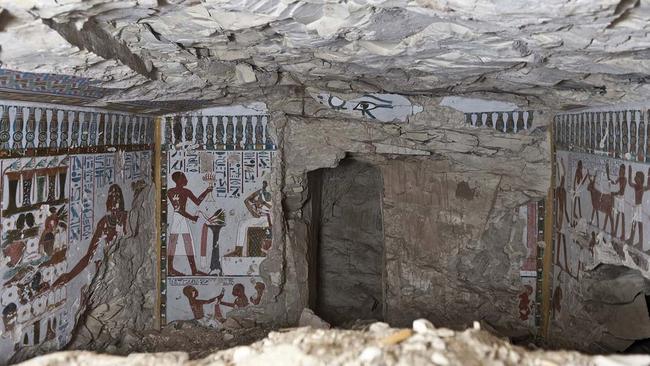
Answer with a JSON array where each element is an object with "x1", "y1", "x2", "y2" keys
[{"x1": 224, "y1": 180, "x2": 271, "y2": 258}]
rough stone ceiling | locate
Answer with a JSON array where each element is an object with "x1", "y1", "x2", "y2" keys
[{"x1": 0, "y1": 0, "x2": 649, "y2": 110}]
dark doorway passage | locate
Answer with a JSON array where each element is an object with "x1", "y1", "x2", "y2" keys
[{"x1": 313, "y1": 158, "x2": 385, "y2": 325}]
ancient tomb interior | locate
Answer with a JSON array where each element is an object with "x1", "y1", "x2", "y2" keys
[{"x1": 3, "y1": 1, "x2": 650, "y2": 365}]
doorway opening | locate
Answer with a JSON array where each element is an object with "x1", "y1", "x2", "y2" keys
[{"x1": 308, "y1": 157, "x2": 385, "y2": 326}]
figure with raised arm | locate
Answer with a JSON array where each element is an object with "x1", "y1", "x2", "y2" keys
[
  {"x1": 571, "y1": 160, "x2": 589, "y2": 226},
  {"x1": 167, "y1": 171, "x2": 212, "y2": 276},
  {"x1": 607, "y1": 163, "x2": 627, "y2": 240},
  {"x1": 628, "y1": 166, "x2": 650, "y2": 249},
  {"x1": 53, "y1": 184, "x2": 127, "y2": 287}
]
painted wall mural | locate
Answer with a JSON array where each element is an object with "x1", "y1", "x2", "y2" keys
[
  {"x1": 551, "y1": 110, "x2": 650, "y2": 327},
  {"x1": 0, "y1": 101, "x2": 153, "y2": 363},
  {"x1": 311, "y1": 91, "x2": 423, "y2": 122},
  {"x1": 161, "y1": 113, "x2": 274, "y2": 327},
  {"x1": 517, "y1": 201, "x2": 544, "y2": 328}
]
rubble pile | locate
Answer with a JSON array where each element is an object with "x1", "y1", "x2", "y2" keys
[{"x1": 17, "y1": 319, "x2": 650, "y2": 366}]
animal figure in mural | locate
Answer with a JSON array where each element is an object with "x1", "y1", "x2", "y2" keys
[
  {"x1": 627, "y1": 166, "x2": 650, "y2": 249},
  {"x1": 606, "y1": 164, "x2": 627, "y2": 241},
  {"x1": 52, "y1": 184, "x2": 128, "y2": 287},
  {"x1": 167, "y1": 171, "x2": 213, "y2": 276},
  {"x1": 586, "y1": 174, "x2": 614, "y2": 234}
]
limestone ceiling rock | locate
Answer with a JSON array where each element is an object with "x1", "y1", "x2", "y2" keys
[{"x1": 0, "y1": 0, "x2": 649, "y2": 109}]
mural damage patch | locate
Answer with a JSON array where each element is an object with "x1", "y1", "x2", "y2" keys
[{"x1": 312, "y1": 92, "x2": 423, "y2": 122}]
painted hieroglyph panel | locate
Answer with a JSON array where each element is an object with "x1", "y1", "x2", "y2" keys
[{"x1": 162, "y1": 112, "x2": 274, "y2": 326}]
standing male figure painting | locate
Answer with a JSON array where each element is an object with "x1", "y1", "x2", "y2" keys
[
  {"x1": 168, "y1": 171, "x2": 213, "y2": 276},
  {"x1": 607, "y1": 163, "x2": 627, "y2": 240},
  {"x1": 628, "y1": 165, "x2": 650, "y2": 250},
  {"x1": 555, "y1": 158, "x2": 571, "y2": 273}
]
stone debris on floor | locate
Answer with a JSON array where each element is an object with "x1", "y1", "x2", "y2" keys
[{"x1": 15, "y1": 319, "x2": 650, "y2": 366}]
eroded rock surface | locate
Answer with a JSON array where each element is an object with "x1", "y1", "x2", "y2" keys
[{"x1": 0, "y1": 1, "x2": 649, "y2": 107}]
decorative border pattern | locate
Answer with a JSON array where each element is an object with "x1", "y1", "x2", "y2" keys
[
  {"x1": 554, "y1": 109, "x2": 647, "y2": 160},
  {"x1": 0, "y1": 104, "x2": 154, "y2": 158},
  {"x1": 0, "y1": 69, "x2": 110, "y2": 100},
  {"x1": 163, "y1": 114, "x2": 275, "y2": 151},
  {"x1": 535, "y1": 199, "x2": 545, "y2": 329},
  {"x1": 159, "y1": 122, "x2": 169, "y2": 326},
  {"x1": 464, "y1": 110, "x2": 535, "y2": 133},
  {"x1": 0, "y1": 69, "x2": 217, "y2": 114}
]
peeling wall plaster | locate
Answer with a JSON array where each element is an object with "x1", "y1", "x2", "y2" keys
[{"x1": 3, "y1": 1, "x2": 650, "y2": 110}]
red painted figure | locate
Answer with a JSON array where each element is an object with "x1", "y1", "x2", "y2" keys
[
  {"x1": 182, "y1": 285, "x2": 217, "y2": 320},
  {"x1": 167, "y1": 171, "x2": 212, "y2": 276},
  {"x1": 518, "y1": 285, "x2": 534, "y2": 321},
  {"x1": 555, "y1": 158, "x2": 571, "y2": 274},
  {"x1": 53, "y1": 184, "x2": 127, "y2": 287},
  {"x1": 607, "y1": 163, "x2": 627, "y2": 240},
  {"x1": 250, "y1": 282, "x2": 265, "y2": 305},
  {"x1": 627, "y1": 166, "x2": 650, "y2": 250},
  {"x1": 571, "y1": 160, "x2": 588, "y2": 226}
]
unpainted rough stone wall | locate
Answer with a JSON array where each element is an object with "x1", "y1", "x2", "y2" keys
[
  {"x1": 316, "y1": 159, "x2": 384, "y2": 325},
  {"x1": 380, "y1": 157, "x2": 527, "y2": 332},
  {"x1": 253, "y1": 89, "x2": 552, "y2": 336}
]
